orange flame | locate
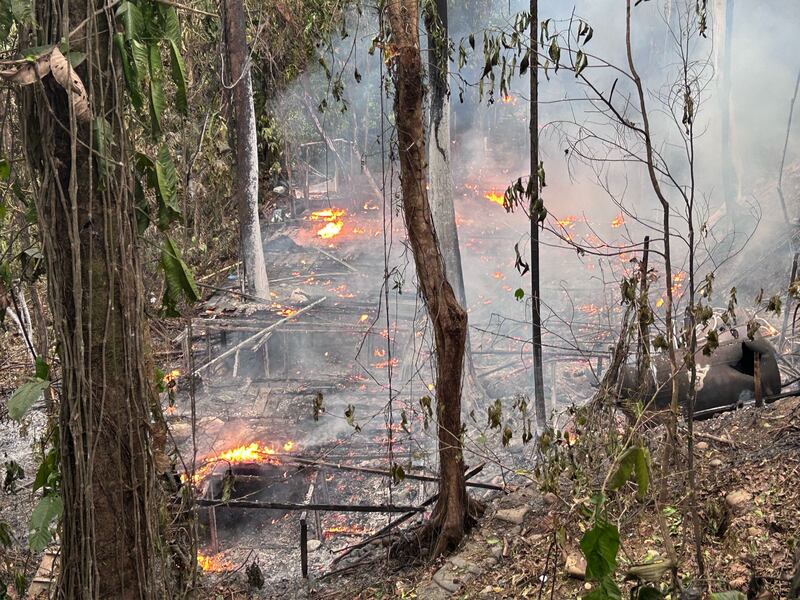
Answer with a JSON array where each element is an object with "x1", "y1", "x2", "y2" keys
[
  {"x1": 197, "y1": 551, "x2": 233, "y2": 572},
  {"x1": 372, "y1": 358, "x2": 399, "y2": 369},
  {"x1": 192, "y1": 441, "x2": 296, "y2": 483},
  {"x1": 611, "y1": 214, "x2": 624, "y2": 228},
  {"x1": 323, "y1": 525, "x2": 372, "y2": 539},
  {"x1": 310, "y1": 208, "x2": 345, "y2": 239},
  {"x1": 484, "y1": 191, "x2": 505, "y2": 206},
  {"x1": 557, "y1": 215, "x2": 578, "y2": 228}
]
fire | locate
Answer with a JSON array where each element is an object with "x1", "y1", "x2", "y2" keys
[
  {"x1": 310, "y1": 208, "x2": 345, "y2": 239},
  {"x1": 272, "y1": 303, "x2": 297, "y2": 317},
  {"x1": 557, "y1": 215, "x2": 577, "y2": 228},
  {"x1": 500, "y1": 94, "x2": 516, "y2": 105},
  {"x1": 611, "y1": 214, "x2": 624, "y2": 228},
  {"x1": 492, "y1": 271, "x2": 505, "y2": 280},
  {"x1": 191, "y1": 441, "x2": 296, "y2": 483},
  {"x1": 373, "y1": 348, "x2": 386, "y2": 357},
  {"x1": 579, "y1": 303, "x2": 601, "y2": 316},
  {"x1": 323, "y1": 525, "x2": 372, "y2": 538},
  {"x1": 372, "y1": 358, "x2": 399, "y2": 369},
  {"x1": 163, "y1": 369, "x2": 180, "y2": 383},
  {"x1": 359, "y1": 314, "x2": 369, "y2": 322},
  {"x1": 197, "y1": 551, "x2": 232, "y2": 572},
  {"x1": 484, "y1": 191, "x2": 505, "y2": 206}
]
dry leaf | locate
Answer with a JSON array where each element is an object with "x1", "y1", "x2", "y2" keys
[
  {"x1": 49, "y1": 47, "x2": 92, "y2": 123},
  {"x1": 0, "y1": 55, "x2": 51, "y2": 84}
]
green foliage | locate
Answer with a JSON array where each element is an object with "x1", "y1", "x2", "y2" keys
[
  {"x1": 609, "y1": 446, "x2": 650, "y2": 499},
  {"x1": 159, "y1": 236, "x2": 200, "y2": 316},
  {"x1": 32, "y1": 447, "x2": 59, "y2": 494},
  {"x1": 709, "y1": 593, "x2": 746, "y2": 600},
  {"x1": 581, "y1": 520, "x2": 620, "y2": 580},
  {"x1": 7, "y1": 378, "x2": 49, "y2": 421},
  {"x1": 3, "y1": 461, "x2": 24, "y2": 493},
  {"x1": 28, "y1": 493, "x2": 62, "y2": 551}
]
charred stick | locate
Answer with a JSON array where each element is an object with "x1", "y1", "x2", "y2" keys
[
  {"x1": 195, "y1": 498, "x2": 424, "y2": 513},
  {"x1": 286, "y1": 456, "x2": 501, "y2": 490}
]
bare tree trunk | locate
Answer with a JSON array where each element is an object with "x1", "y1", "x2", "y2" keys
[
  {"x1": 385, "y1": 0, "x2": 474, "y2": 557},
  {"x1": 529, "y1": 0, "x2": 546, "y2": 429},
  {"x1": 222, "y1": 0, "x2": 270, "y2": 299},
  {"x1": 713, "y1": 0, "x2": 739, "y2": 216},
  {"x1": 22, "y1": 2, "x2": 162, "y2": 597},
  {"x1": 424, "y1": 0, "x2": 485, "y2": 408}
]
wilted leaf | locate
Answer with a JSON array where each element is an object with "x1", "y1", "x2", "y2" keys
[{"x1": 49, "y1": 47, "x2": 92, "y2": 122}]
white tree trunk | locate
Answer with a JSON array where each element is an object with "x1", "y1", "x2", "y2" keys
[
  {"x1": 425, "y1": 3, "x2": 486, "y2": 407},
  {"x1": 223, "y1": 0, "x2": 270, "y2": 300}
]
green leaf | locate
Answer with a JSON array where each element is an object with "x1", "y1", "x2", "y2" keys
[
  {"x1": 584, "y1": 577, "x2": 622, "y2": 600},
  {"x1": 155, "y1": 145, "x2": 180, "y2": 229},
  {"x1": 0, "y1": 158, "x2": 9, "y2": 181},
  {"x1": 130, "y1": 39, "x2": 149, "y2": 79},
  {"x1": 28, "y1": 493, "x2": 62, "y2": 552},
  {"x1": 514, "y1": 288, "x2": 525, "y2": 301},
  {"x1": 10, "y1": 0, "x2": 33, "y2": 26},
  {"x1": 709, "y1": 593, "x2": 746, "y2": 600},
  {"x1": 7, "y1": 379, "x2": 49, "y2": 421},
  {"x1": 160, "y1": 236, "x2": 200, "y2": 315},
  {"x1": 609, "y1": 446, "x2": 650, "y2": 499},
  {"x1": 34, "y1": 357, "x2": 49, "y2": 380},
  {"x1": 92, "y1": 117, "x2": 115, "y2": 188},
  {"x1": 147, "y1": 44, "x2": 165, "y2": 136},
  {"x1": 580, "y1": 521, "x2": 619, "y2": 581},
  {"x1": 159, "y1": 5, "x2": 181, "y2": 44},
  {"x1": 635, "y1": 585, "x2": 664, "y2": 599},
  {"x1": 168, "y1": 39, "x2": 188, "y2": 115},
  {"x1": 0, "y1": 521, "x2": 12, "y2": 547},
  {"x1": 32, "y1": 448, "x2": 58, "y2": 494},
  {"x1": 548, "y1": 38, "x2": 561, "y2": 72},
  {"x1": 116, "y1": 1, "x2": 143, "y2": 41},
  {"x1": 113, "y1": 33, "x2": 143, "y2": 110}
]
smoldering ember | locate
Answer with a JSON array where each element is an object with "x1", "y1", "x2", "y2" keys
[{"x1": 1, "y1": 1, "x2": 800, "y2": 599}]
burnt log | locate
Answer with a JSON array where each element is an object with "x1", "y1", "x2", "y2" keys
[{"x1": 618, "y1": 335, "x2": 781, "y2": 420}]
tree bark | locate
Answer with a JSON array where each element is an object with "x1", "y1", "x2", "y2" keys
[
  {"x1": 222, "y1": 0, "x2": 270, "y2": 299},
  {"x1": 529, "y1": 0, "x2": 546, "y2": 429},
  {"x1": 424, "y1": 0, "x2": 486, "y2": 409},
  {"x1": 385, "y1": 0, "x2": 472, "y2": 557},
  {"x1": 22, "y1": 3, "x2": 162, "y2": 598}
]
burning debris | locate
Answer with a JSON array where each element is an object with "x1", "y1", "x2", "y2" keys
[{"x1": 309, "y1": 208, "x2": 345, "y2": 239}]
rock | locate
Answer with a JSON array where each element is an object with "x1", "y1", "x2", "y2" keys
[
  {"x1": 709, "y1": 458, "x2": 723, "y2": 468},
  {"x1": 480, "y1": 585, "x2": 494, "y2": 595},
  {"x1": 543, "y1": 492, "x2": 559, "y2": 506},
  {"x1": 726, "y1": 490, "x2": 752, "y2": 513},
  {"x1": 564, "y1": 552, "x2": 586, "y2": 579},
  {"x1": 496, "y1": 506, "x2": 529, "y2": 525},
  {"x1": 416, "y1": 582, "x2": 449, "y2": 600},
  {"x1": 307, "y1": 539, "x2": 322, "y2": 552},
  {"x1": 696, "y1": 441, "x2": 709, "y2": 451},
  {"x1": 432, "y1": 566, "x2": 461, "y2": 593}
]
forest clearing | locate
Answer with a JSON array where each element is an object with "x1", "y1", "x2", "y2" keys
[{"x1": 1, "y1": 0, "x2": 799, "y2": 598}]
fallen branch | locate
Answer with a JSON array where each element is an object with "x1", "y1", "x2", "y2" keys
[
  {"x1": 192, "y1": 297, "x2": 325, "y2": 374},
  {"x1": 329, "y1": 464, "x2": 486, "y2": 565},
  {"x1": 250, "y1": 296, "x2": 327, "y2": 351},
  {"x1": 196, "y1": 498, "x2": 423, "y2": 513},
  {"x1": 315, "y1": 247, "x2": 358, "y2": 273}
]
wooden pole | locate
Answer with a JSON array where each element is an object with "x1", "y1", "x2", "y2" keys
[{"x1": 754, "y1": 352, "x2": 763, "y2": 408}]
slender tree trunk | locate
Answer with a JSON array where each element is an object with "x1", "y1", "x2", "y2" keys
[
  {"x1": 714, "y1": 0, "x2": 739, "y2": 215},
  {"x1": 529, "y1": 0, "x2": 546, "y2": 429},
  {"x1": 424, "y1": 0, "x2": 485, "y2": 408},
  {"x1": 222, "y1": 0, "x2": 270, "y2": 299},
  {"x1": 22, "y1": 3, "x2": 162, "y2": 597},
  {"x1": 385, "y1": 0, "x2": 472, "y2": 557}
]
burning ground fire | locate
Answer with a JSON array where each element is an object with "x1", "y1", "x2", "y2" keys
[
  {"x1": 190, "y1": 441, "x2": 296, "y2": 483},
  {"x1": 197, "y1": 551, "x2": 233, "y2": 573},
  {"x1": 309, "y1": 208, "x2": 345, "y2": 239},
  {"x1": 484, "y1": 191, "x2": 505, "y2": 206}
]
